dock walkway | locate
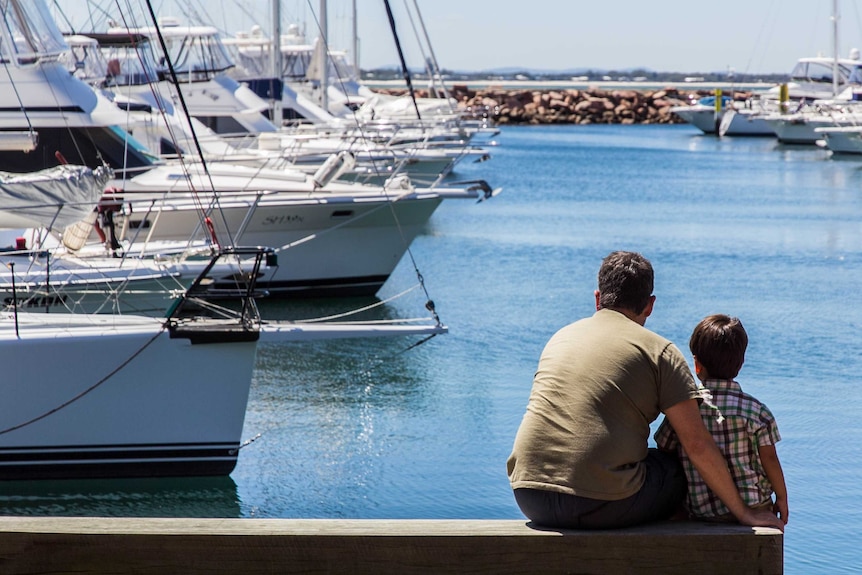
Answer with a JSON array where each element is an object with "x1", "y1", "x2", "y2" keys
[{"x1": 0, "y1": 516, "x2": 782, "y2": 574}]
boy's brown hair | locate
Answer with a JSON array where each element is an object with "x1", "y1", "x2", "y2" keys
[{"x1": 689, "y1": 314, "x2": 748, "y2": 379}]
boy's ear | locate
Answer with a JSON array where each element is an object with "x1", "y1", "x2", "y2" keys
[{"x1": 693, "y1": 356, "x2": 703, "y2": 375}]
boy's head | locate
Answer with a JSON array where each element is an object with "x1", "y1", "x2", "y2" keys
[{"x1": 689, "y1": 314, "x2": 748, "y2": 380}]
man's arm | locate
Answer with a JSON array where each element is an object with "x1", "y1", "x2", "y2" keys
[
  {"x1": 759, "y1": 444, "x2": 788, "y2": 524},
  {"x1": 664, "y1": 399, "x2": 784, "y2": 531}
]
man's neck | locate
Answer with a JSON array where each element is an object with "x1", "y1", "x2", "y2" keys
[{"x1": 602, "y1": 306, "x2": 646, "y2": 326}]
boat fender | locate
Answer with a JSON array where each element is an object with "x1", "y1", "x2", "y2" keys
[{"x1": 312, "y1": 151, "x2": 356, "y2": 189}]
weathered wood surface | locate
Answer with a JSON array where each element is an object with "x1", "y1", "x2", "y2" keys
[{"x1": 0, "y1": 517, "x2": 782, "y2": 574}]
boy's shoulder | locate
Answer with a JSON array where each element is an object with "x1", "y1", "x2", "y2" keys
[{"x1": 708, "y1": 379, "x2": 778, "y2": 422}]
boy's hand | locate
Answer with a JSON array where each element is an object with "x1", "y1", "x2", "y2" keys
[{"x1": 773, "y1": 496, "x2": 789, "y2": 525}]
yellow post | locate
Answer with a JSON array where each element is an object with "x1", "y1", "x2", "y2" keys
[
  {"x1": 714, "y1": 88, "x2": 723, "y2": 113},
  {"x1": 779, "y1": 83, "x2": 789, "y2": 113}
]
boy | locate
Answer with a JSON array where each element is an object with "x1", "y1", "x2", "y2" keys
[{"x1": 654, "y1": 314, "x2": 789, "y2": 524}]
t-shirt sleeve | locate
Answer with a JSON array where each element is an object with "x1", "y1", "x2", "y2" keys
[
  {"x1": 754, "y1": 403, "x2": 781, "y2": 446},
  {"x1": 657, "y1": 342, "x2": 699, "y2": 412}
]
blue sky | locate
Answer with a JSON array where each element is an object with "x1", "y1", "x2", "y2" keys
[{"x1": 52, "y1": 0, "x2": 862, "y2": 74}]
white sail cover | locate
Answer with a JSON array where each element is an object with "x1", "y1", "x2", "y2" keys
[{"x1": 0, "y1": 165, "x2": 112, "y2": 229}]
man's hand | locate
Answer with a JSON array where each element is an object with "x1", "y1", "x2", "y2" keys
[
  {"x1": 738, "y1": 506, "x2": 785, "y2": 532},
  {"x1": 773, "y1": 496, "x2": 789, "y2": 525}
]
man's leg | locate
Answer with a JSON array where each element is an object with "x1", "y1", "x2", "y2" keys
[{"x1": 513, "y1": 449, "x2": 686, "y2": 529}]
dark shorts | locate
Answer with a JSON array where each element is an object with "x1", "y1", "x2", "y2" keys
[{"x1": 513, "y1": 448, "x2": 686, "y2": 529}]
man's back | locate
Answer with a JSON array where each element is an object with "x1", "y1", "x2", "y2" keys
[{"x1": 508, "y1": 308, "x2": 695, "y2": 501}]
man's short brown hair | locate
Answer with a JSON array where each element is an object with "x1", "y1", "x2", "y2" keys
[
  {"x1": 689, "y1": 314, "x2": 748, "y2": 379},
  {"x1": 597, "y1": 251, "x2": 654, "y2": 314}
]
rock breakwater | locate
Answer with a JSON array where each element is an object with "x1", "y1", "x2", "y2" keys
[{"x1": 375, "y1": 86, "x2": 754, "y2": 125}]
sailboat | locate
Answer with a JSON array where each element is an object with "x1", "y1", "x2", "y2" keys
[
  {"x1": 0, "y1": 0, "x2": 450, "y2": 481},
  {"x1": 0, "y1": 8, "x2": 497, "y2": 300}
]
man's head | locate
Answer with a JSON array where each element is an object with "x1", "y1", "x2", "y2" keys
[
  {"x1": 689, "y1": 314, "x2": 748, "y2": 380},
  {"x1": 596, "y1": 251, "x2": 654, "y2": 318}
]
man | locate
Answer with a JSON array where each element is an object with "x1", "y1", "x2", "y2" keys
[{"x1": 507, "y1": 251, "x2": 784, "y2": 530}]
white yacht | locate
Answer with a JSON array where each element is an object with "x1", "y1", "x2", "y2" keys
[
  {"x1": 0, "y1": 15, "x2": 495, "y2": 299},
  {"x1": 0, "y1": 1, "x2": 450, "y2": 481},
  {"x1": 813, "y1": 124, "x2": 862, "y2": 154},
  {"x1": 673, "y1": 53, "x2": 862, "y2": 137},
  {"x1": 89, "y1": 23, "x2": 485, "y2": 187}
]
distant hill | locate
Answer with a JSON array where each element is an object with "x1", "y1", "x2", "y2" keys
[{"x1": 362, "y1": 66, "x2": 788, "y2": 85}]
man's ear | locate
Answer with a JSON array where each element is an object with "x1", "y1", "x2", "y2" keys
[
  {"x1": 594, "y1": 290, "x2": 601, "y2": 311},
  {"x1": 642, "y1": 295, "x2": 656, "y2": 318}
]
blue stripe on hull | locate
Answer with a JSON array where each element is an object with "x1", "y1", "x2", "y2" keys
[{"x1": 0, "y1": 444, "x2": 240, "y2": 480}]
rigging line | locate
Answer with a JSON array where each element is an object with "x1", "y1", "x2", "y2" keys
[
  {"x1": 289, "y1": 282, "x2": 423, "y2": 323},
  {"x1": 348, "y1": 331, "x2": 440, "y2": 382},
  {"x1": 0, "y1": 325, "x2": 166, "y2": 436},
  {"x1": 410, "y1": 0, "x2": 452, "y2": 107},
  {"x1": 33, "y1": 55, "x2": 93, "y2": 169},
  {"x1": 303, "y1": 1, "x2": 441, "y2": 324},
  {"x1": 741, "y1": 0, "x2": 781, "y2": 76},
  {"x1": 60, "y1": 0, "x2": 115, "y2": 32},
  {"x1": 402, "y1": 1, "x2": 435, "y2": 98},
  {"x1": 143, "y1": 0, "x2": 235, "y2": 248},
  {"x1": 298, "y1": 1, "x2": 393, "y2": 183},
  {"x1": 228, "y1": 432, "x2": 261, "y2": 455},
  {"x1": 0, "y1": 61, "x2": 35, "y2": 137},
  {"x1": 383, "y1": 0, "x2": 421, "y2": 120},
  {"x1": 49, "y1": 0, "x2": 77, "y2": 35},
  {"x1": 110, "y1": 2, "x2": 203, "y2": 215},
  {"x1": 107, "y1": 0, "x2": 216, "y2": 258},
  {"x1": 298, "y1": 2, "x2": 442, "y2": 326}
]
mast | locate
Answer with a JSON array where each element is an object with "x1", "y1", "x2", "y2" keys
[
  {"x1": 833, "y1": 0, "x2": 839, "y2": 96},
  {"x1": 271, "y1": 0, "x2": 283, "y2": 125},
  {"x1": 319, "y1": 0, "x2": 328, "y2": 114},
  {"x1": 352, "y1": 0, "x2": 359, "y2": 76}
]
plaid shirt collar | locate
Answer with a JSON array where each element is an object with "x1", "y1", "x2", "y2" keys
[{"x1": 702, "y1": 378, "x2": 742, "y2": 393}]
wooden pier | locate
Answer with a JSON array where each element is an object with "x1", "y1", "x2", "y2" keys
[{"x1": 0, "y1": 517, "x2": 782, "y2": 574}]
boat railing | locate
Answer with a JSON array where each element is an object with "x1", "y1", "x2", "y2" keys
[{"x1": 165, "y1": 245, "x2": 277, "y2": 343}]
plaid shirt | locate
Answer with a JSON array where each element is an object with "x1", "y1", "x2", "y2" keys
[{"x1": 654, "y1": 379, "x2": 781, "y2": 518}]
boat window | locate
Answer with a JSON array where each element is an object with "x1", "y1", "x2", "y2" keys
[
  {"x1": 60, "y1": 36, "x2": 109, "y2": 84},
  {"x1": 790, "y1": 61, "x2": 853, "y2": 84},
  {"x1": 232, "y1": 44, "x2": 270, "y2": 78},
  {"x1": 0, "y1": 0, "x2": 67, "y2": 64},
  {"x1": 282, "y1": 49, "x2": 312, "y2": 80},
  {"x1": 195, "y1": 115, "x2": 251, "y2": 136},
  {"x1": 100, "y1": 42, "x2": 161, "y2": 87},
  {"x1": 161, "y1": 31, "x2": 234, "y2": 82},
  {"x1": 0, "y1": 126, "x2": 157, "y2": 173}
]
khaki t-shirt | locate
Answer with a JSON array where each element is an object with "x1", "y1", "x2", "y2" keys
[{"x1": 507, "y1": 308, "x2": 698, "y2": 501}]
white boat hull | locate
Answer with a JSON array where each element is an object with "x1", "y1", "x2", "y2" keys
[
  {"x1": 113, "y1": 188, "x2": 445, "y2": 297},
  {"x1": 669, "y1": 104, "x2": 721, "y2": 134},
  {"x1": 767, "y1": 117, "x2": 821, "y2": 144},
  {"x1": 718, "y1": 110, "x2": 775, "y2": 136},
  {"x1": 0, "y1": 313, "x2": 258, "y2": 479},
  {"x1": 816, "y1": 126, "x2": 862, "y2": 154}
]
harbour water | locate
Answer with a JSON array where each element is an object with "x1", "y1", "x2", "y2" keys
[{"x1": 1, "y1": 125, "x2": 860, "y2": 573}]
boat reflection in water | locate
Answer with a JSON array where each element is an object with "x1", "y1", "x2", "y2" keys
[{"x1": 0, "y1": 476, "x2": 240, "y2": 517}]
